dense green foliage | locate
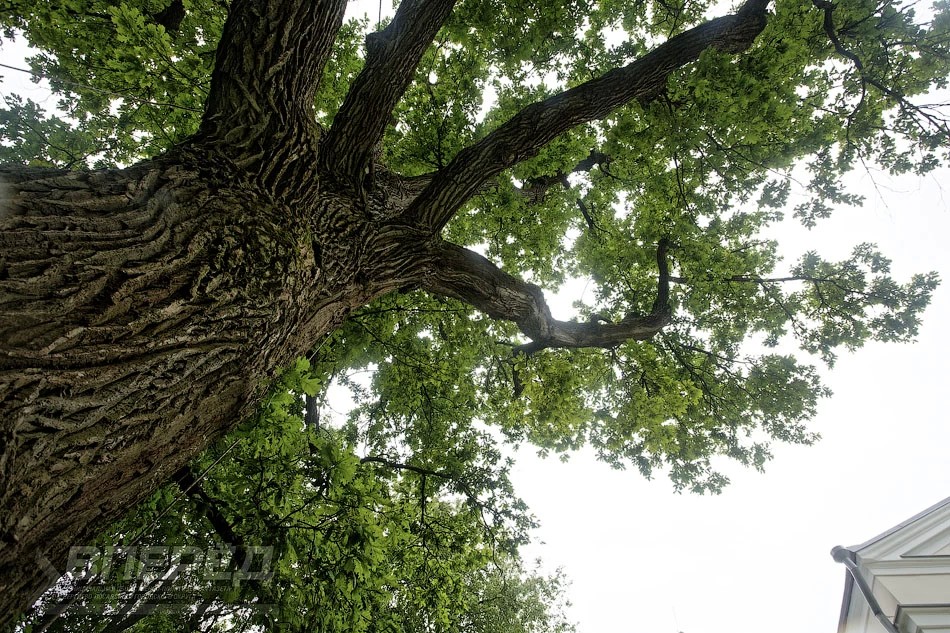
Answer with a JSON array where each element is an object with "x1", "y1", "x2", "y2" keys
[
  {"x1": 23, "y1": 357, "x2": 573, "y2": 632},
  {"x1": 3, "y1": 0, "x2": 949, "y2": 628}
]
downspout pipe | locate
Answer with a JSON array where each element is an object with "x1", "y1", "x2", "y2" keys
[{"x1": 831, "y1": 546, "x2": 900, "y2": 633}]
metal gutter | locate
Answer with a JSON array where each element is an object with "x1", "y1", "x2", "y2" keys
[
  {"x1": 831, "y1": 545, "x2": 900, "y2": 633},
  {"x1": 836, "y1": 566, "x2": 856, "y2": 633}
]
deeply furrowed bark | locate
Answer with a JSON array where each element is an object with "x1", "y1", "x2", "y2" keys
[{"x1": 0, "y1": 146, "x2": 427, "y2": 621}]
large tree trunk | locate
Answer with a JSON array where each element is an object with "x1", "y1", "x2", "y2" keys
[
  {"x1": 0, "y1": 0, "x2": 773, "y2": 619},
  {"x1": 0, "y1": 143, "x2": 424, "y2": 620}
]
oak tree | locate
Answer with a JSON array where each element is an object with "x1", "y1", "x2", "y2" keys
[{"x1": 1, "y1": 0, "x2": 948, "y2": 624}]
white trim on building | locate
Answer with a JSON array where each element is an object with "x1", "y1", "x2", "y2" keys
[{"x1": 835, "y1": 496, "x2": 950, "y2": 633}]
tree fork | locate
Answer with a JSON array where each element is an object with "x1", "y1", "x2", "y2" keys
[
  {"x1": 0, "y1": 0, "x2": 780, "y2": 621},
  {"x1": 0, "y1": 147, "x2": 427, "y2": 621}
]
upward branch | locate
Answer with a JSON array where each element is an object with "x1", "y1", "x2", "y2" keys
[
  {"x1": 321, "y1": 0, "x2": 458, "y2": 196},
  {"x1": 200, "y1": 0, "x2": 348, "y2": 155},
  {"x1": 400, "y1": 0, "x2": 770, "y2": 234}
]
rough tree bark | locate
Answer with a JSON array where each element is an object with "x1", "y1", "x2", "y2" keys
[{"x1": 0, "y1": 0, "x2": 771, "y2": 621}]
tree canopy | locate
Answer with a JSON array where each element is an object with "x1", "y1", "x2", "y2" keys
[{"x1": 1, "y1": 0, "x2": 949, "y2": 628}]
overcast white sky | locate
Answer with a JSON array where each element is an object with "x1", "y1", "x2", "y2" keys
[
  {"x1": 509, "y1": 164, "x2": 950, "y2": 633},
  {"x1": 3, "y1": 4, "x2": 949, "y2": 633},
  {"x1": 468, "y1": 2, "x2": 950, "y2": 626}
]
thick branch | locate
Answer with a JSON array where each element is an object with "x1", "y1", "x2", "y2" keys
[
  {"x1": 321, "y1": 0, "x2": 458, "y2": 195},
  {"x1": 424, "y1": 240, "x2": 671, "y2": 352},
  {"x1": 200, "y1": 0, "x2": 347, "y2": 150},
  {"x1": 400, "y1": 0, "x2": 770, "y2": 233}
]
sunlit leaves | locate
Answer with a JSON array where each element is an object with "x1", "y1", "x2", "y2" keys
[
  {"x1": 784, "y1": 245, "x2": 940, "y2": 363},
  {"x1": 6, "y1": 0, "x2": 950, "y2": 625},
  {"x1": 1, "y1": 0, "x2": 224, "y2": 165}
]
